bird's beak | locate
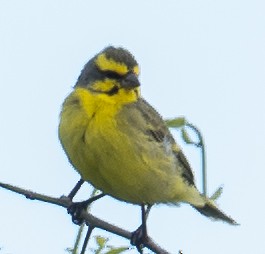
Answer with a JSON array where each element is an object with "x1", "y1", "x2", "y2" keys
[{"x1": 121, "y1": 73, "x2": 140, "y2": 89}]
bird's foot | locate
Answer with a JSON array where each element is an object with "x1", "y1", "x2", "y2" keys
[
  {"x1": 131, "y1": 225, "x2": 148, "y2": 253},
  {"x1": 67, "y1": 193, "x2": 105, "y2": 225},
  {"x1": 67, "y1": 200, "x2": 88, "y2": 225}
]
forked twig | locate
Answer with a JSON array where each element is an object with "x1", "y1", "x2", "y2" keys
[{"x1": 0, "y1": 181, "x2": 170, "y2": 254}]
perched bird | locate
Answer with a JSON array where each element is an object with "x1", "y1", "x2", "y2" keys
[{"x1": 59, "y1": 46, "x2": 237, "y2": 244}]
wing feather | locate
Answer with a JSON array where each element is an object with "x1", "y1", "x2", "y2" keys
[{"x1": 121, "y1": 98, "x2": 195, "y2": 186}]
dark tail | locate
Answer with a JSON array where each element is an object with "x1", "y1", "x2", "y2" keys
[{"x1": 193, "y1": 200, "x2": 239, "y2": 225}]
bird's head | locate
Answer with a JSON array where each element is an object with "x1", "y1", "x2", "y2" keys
[{"x1": 75, "y1": 46, "x2": 141, "y2": 103}]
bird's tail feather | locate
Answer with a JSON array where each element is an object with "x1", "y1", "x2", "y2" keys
[{"x1": 192, "y1": 198, "x2": 238, "y2": 225}]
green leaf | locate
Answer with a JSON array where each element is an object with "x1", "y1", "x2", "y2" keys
[
  {"x1": 165, "y1": 117, "x2": 186, "y2": 128},
  {"x1": 96, "y1": 236, "x2": 108, "y2": 248},
  {"x1": 105, "y1": 247, "x2": 129, "y2": 254},
  {"x1": 94, "y1": 236, "x2": 109, "y2": 254},
  {"x1": 210, "y1": 186, "x2": 223, "y2": 201},
  {"x1": 181, "y1": 128, "x2": 195, "y2": 145}
]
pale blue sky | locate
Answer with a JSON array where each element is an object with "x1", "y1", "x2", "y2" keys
[{"x1": 0, "y1": 1, "x2": 264, "y2": 254}]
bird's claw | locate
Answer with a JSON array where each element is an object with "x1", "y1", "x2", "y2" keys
[
  {"x1": 131, "y1": 225, "x2": 147, "y2": 253},
  {"x1": 67, "y1": 201, "x2": 87, "y2": 225}
]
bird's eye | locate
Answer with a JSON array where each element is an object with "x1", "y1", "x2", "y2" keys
[{"x1": 104, "y1": 71, "x2": 122, "y2": 79}]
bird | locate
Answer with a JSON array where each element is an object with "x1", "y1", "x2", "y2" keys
[{"x1": 59, "y1": 46, "x2": 237, "y2": 247}]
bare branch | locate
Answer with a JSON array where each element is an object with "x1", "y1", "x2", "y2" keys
[{"x1": 0, "y1": 181, "x2": 171, "y2": 254}]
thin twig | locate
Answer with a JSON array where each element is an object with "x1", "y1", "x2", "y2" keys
[
  {"x1": 186, "y1": 122, "x2": 207, "y2": 196},
  {"x1": 68, "y1": 179, "x2": 85, "y2": 200},
  {"x1": 80, "y1": 226, "x2": 94, "y2": 254},
  {"x1": 72, "y1": 223, "x2": 86, "y2": 254},
  {"x1": 0, "y1": 181, "x2": 170, "y2": 254}
]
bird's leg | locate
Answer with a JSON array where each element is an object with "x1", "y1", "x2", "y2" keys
[
  {"x1": 66, "y1": 179, "x2": 104, "y2": 253},
  {"x1": 68, "y1": 193, "x2": 106, "y2": 225},
  {"x1": 131, "y1": 204, "x2": 152, "y2": 253},
  {"x1": 66, "y1": 178, "x2": 106, "y2": 225},
  {"x1": 67, "y1": 178, "x2": 85, "y2": 200}
]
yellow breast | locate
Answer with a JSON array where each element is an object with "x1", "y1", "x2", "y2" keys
[
  {"x1": 59, "y1": 88, "x2": 144, "y2": 201},
  {"x1": 59, "y1": 87, "x2": 188, "y2": 204}
]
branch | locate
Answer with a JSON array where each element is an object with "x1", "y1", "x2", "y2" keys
[
  {"x1": 185, "y1": 122, "x2": 207, "y2": 196},
  {"x1": 165, "y1": 118, "x2": 207, "y2": 196},
  {"x1": 0, "y1": 181, "x2": 171, "y2": 254}
]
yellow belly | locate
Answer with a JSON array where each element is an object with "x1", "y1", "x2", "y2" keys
[{"x1": 59, "y1": 88, "x2": 198, "y2": 205}]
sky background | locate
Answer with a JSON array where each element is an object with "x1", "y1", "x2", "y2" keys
[{"x1": 0, "y1": 1, "x2": 264, "y2": 253}]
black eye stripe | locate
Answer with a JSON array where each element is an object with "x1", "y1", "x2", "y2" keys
[
  {"x1": 88, "y1": 85, "x2": 119, "y2": 96},
  {"x1": 106, "y1": 85, "x2": 119, "y2": 95},
  {"x1": 104, "y1": 70, "x2": 122, "y2": 79}
]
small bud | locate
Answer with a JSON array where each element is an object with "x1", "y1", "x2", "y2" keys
[
  {"x1": 210, "y1": 186, "x2": 223, "y2": 201},
  {"x1": 96, "y1": 235, "x2": 108, "y2": 248},
  {"x1": 165, "y1": 117, "x2": 186, "y2": 128},
  {"x1": 181, "y1": 128, "x2": 195, "y2": 145}
]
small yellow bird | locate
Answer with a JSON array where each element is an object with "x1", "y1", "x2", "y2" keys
[{"x1": 59, "y1": 46, "x2": 237, "y2": 243}]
